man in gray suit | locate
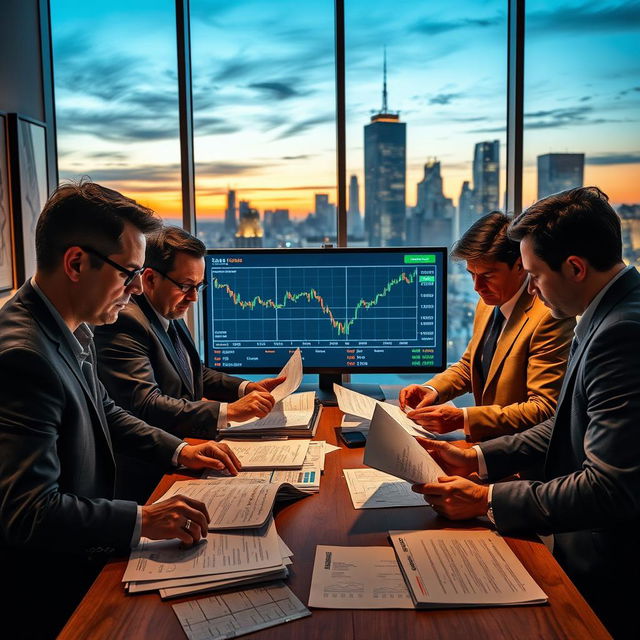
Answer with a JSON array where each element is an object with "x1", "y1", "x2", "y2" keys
[
  {"x1": 0, "y1": 182, "x2": 240, "y2": 639},
  {"x1": 412, "y1": 186, "x2": 640, "y2": 639}
]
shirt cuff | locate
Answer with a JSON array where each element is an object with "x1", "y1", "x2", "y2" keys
[
  {"x1": 422, "y1": 385, "x2": 439, "y2": 401},
  {"x1": 238, "y1": 380, "x2": 250, "y2": 398},
  {"x1": 486, "y1": 484, "x2": 495, "y2": 525},
  {"x1": 130, "y1": 505, "x2": 142, "y2": 548},
  {"x1": 172, "y1": 441, "x2": 189, "y2": 466},
  {"x1": 463, "y1": 408, "x2": 469, "y2": 435},
  {"x1": 216, "y1": 402, "x2": 228, "y2": 430},
  {"x1": 472, "y1": 444, "x2": 488, "y2": 480}
]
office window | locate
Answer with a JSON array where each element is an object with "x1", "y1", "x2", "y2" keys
[
  {"x1": 50, "y1": 0, "x2": 182, "y2": 222},
  {"x1": 190, "y1": 0, "x2": 336, "y2": 250},
  {"x1": 524, "y1": 0, "x2": 640, "y2": 267},
  {"x1": 345, "y1": 0, "x2": 508, "y2": 366}
]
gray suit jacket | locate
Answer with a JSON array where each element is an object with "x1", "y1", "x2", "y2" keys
[
  {"x1": 480, "y1": 266, "x2": 640, "y2": 634},
  {"x1": 94, "y1": 295, "x2": 244, "y2": 439},
  {"x1": 0, "y1": 282, "x2": 183, "y2": 635}
]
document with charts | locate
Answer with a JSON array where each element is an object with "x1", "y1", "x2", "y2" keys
[
  {"x1": 363, "y1": 404, "x2": 444, "y2": 484},
  {"x1": 172, "y1": 582, "x2": 310, "y2": 640},
  {"x1": 308, "y1": 545, "x2": 413, "y2": 609},
  {"x1": 389, "y1": 529, "x2": 548, "y2": 608},
  {"x1": 343, "y1": 468, "x2": 427, "y2": 509},
  {"x1": 219, "y1": 438, "x2": 311, "y2": 469}
]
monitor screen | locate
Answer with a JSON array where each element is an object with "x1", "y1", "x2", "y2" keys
[{"x1": 203, "y1": 247, "x2": 447, "y2": 374}]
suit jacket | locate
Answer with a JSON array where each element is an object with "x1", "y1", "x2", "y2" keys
[
  {"x1": 94, "y1": 295, "x2": 244, "y2": 439},
  {"x1": 480, "y1": 267, "x2": 640, "y2": 637},
  {"x1": 425, "y1": 288, "x2": 575, "y2": 440},
  {"x1": 0, "y1": 282, "x2": 183, "y2": 637}
]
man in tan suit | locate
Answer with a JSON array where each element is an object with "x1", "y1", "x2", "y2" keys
[{"x1": 400, "y1": 212, "x2": 575, "y2": 441}]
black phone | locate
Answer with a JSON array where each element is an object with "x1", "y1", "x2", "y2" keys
[{"x1": 339, "y1": 429, "x2": 367, "y2": 448}]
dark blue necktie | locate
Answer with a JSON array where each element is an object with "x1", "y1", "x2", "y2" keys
[
  {"x1": 168, "y1": 321, "x2": 193, "y2": 389},
  {"x1": 568, "y1": 336, "x2": 579, "y2": 362},
  {"x1": 480, "y1": 306, "x2": 504, "y2": 385}
]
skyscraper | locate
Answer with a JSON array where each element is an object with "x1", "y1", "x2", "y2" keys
[
  {"x1": 537, "y1": 153, "x2": 585, "y2": 199},
  {"x1": 314, "y1": 193, "x2": 335, "y2": 234},
  {"x1": 235, "y1": 200, "x2": 263, "y2": 247},
  {"x1": 364, "y1": 52, "x2": 406, "y2": 247},
  {"x1": 224, "y1": 189, "x2": 237, "y2": 234},
  {"x1": 458, "y1": 180, "x2": 475, "y2": 236},
  {"x1": 473, "y1": 141, "x2": 500, "y2": 214},
  {"x1": 347, "y1": 175, "x2": 363, "y2": 236}
]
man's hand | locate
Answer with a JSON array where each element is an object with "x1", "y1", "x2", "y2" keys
[
  {"x1": 399, "y1": 384, "x2": 437, "y2": 410},
  {"x1": 178, "y1": 441, "x2": 241, "y2": 475},
  {"x1": 412, "y1": 476, "x2": 489, "y2": 520},
  {"x1": 416, "y1": 438, "x2": 479, "y2": 477},
  {"x1": 407, "y1": 405, "x2": 464, "y2": 433},
  {"x1": 141, "y1": 494, "x2": 210, "y2": 545},
  {"x1": 227, "y1": 391, "x2": 275, "y2": 422},
  {"x1": 246, "y1": 376, "x2": 286, "y2": 394}
]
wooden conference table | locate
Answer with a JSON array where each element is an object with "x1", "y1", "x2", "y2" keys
[{"x1": 59, "y1": 407, "x2": 610, "y2": 639}]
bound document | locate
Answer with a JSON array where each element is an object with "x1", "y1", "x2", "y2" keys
[{"x1": 389, "y1": 529, "x2": 548, "y2": 609}]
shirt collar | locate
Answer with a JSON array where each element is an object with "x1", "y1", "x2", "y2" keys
[
  {"x1": 144, "y1": 293, "x2": 171, "y2": 331},
  {"x1": 498, "y1": 278, "x2": 528, "y2": 323},
  {"x1": 30, "y1": 277, "x2": 94, "y2": 361},
  {"x1": 575, "y1": 265, "x2": 632, "y2": 341}
]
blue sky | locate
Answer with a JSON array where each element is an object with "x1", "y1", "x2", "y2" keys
[{"x1": 50, "y1": 0, "x2": 640, "y2": 217}]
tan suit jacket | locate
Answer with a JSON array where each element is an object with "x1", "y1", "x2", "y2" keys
[{"x1": 425, "y1": 288, "x2": 575, "y2": 441}]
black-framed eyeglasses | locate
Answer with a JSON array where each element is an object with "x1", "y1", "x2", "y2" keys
[
  {"x1": 81, "y1": 246, "x2": 144, "y2": 287},
  {"x1": 152, "y1": 268, "x2": 207, "y2": 294}
]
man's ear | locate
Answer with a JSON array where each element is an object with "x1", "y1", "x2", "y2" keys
[
  {"x1": 564, "y1": 255, "x2": 588, "y2": 282},
  {"x1": 62, "y1": 247, "x2": 85, "y2": 282},
  {"x1": 141, "y1": 267, "x2": 155, "y2": 290}
]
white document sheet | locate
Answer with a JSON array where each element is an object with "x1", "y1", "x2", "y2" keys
[
  {"x1": 333, "y1": 384, "x2": 434, "y2": 438},
  {"x1": 228, "y1": 391, "x2": 315, "y2": 429},
  {"x1": 220, "y1": 439, "x2": 311, "y2": 469},
  {"x1": 389, "y1": 529, "x2": 548, "y2": 608},
  {"x1": 308, "y1": 545, "x2": 413, "y2": 609},
  {"x1": 363, "y1": 404, "x2": 444, "y2": 484},
  {"x1": 343, "y1": 468, "x2": 427, "y2": 509},
  {"x1": 271, "y1": 348, "x2": 303, "y2": 403},
  {"x1": 172, "y1": 582, "x2": 311, "y2": 640},
  {"x1": 157, "y1": 479, "x2": 304, "y2": 529},
  {"x1": 123, "y1": 518, "x2": 282, "y2": 583}
]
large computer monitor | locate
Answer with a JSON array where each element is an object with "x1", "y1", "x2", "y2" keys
[{"x1": 203, "y1": 247, "x2": 447, "y2": 403}]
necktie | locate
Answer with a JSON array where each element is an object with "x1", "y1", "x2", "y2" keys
[
  {"x1": 168, "y1": 322, "x2": 193, "y2": 389},
  {"x1": 568, "y1": 336, "x2": 579, "y2": 362},
  {"x1": 480, "y1": 306, "x2": 504, "y2": 385}
]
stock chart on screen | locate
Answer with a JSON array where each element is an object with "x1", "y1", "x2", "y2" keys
[{"x1": 203, "y1": 248, "x2": 447, "y2": 373}]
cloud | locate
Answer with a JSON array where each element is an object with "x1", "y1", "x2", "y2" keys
[
  {"x1": 523, "y1": 105, "x2": 620, "y2": 129},
  {"x1": 585, "y1": 153, "x2": 640, "y2": 165},
  {"x1": 276, "y1": 114, "x2": 334, "y2": 139},
  {"x1": 196, "y1": 161, "x2": 268, "y2": 176},
  {"x1": 281, "y1": 155, "x2": 311, "y2": 160},
  {"x1": 411, "y1": 16, "x2": 502, "y2": 36},
  {"x1": 247, "y1": 81, "x2": 301, "y2": 100},
  {"x1": 528, "y1": 2, "x2": 640, "y2": 33},
  {"x1": 429, "y1": 92, "x2": 462, "y2": 106}
]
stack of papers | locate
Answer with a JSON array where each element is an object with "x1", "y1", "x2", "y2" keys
[
  {"x1": 219, "y1": 439, "x2": 311, "y2": 470},
  {"x1": 333, "y1": 384, "x2": 435, "y2": 438},
  {"x1": 343, "y1": 468, "x2": 427, "y2": 509},
  {"x1": 124, "y1": 518, "x2": 293, "y2": 599},
  {"x1": 173, "y1": 582, "x2": 310, "y2": 640}
]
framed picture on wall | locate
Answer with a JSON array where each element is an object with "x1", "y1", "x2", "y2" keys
[
  {"x1": 0, "y1": 113, "x2": 15, "y2": 292},
  {"x1": 8, "y1": 114, "x2": 49, "y2": 285}
]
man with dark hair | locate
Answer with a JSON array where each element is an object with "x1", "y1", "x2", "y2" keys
[
  {"x1": 0, "y1": 183, "x2": 241, "y2": 639},
  {"x1": 412, "y1": 187, "x2": 640, "y2": 639},
  {"x1": 400, "y1": 211, "x2": 574, "y2": 441},
  {"x1": 95, "y1": 225, "x2": 284, "y2": 441}
]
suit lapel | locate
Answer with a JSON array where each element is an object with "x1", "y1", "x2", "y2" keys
[
  {"x1": 470, "y1": 302, "x2": 493, "y2": 402},
  {"x1": 483, "y1": 289, "x2": 533, "y2": 392},
  {"x1": 135, "y1": 295, "x2": 195, "y2": 395}
]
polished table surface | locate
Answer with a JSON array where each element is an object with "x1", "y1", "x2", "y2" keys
[{"x1": 59, "y1": 407, "x2": 611, "y2": 639}]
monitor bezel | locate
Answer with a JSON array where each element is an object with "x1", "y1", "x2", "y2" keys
[{"x1": 202, "y1": 246, "x2": 448, "y2": 375}]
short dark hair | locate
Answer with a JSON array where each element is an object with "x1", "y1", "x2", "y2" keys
[
  {"x1": 451, "y1": 211, "x2": 520, "y2": 267},
  {"x1": 36, "y1": 180, "x2": 161, "y2": 272},
  {"x1": 508, "y1": 186, "x2": 622, "y2": 271},
  {"x1": 144, "y1": 226, "x2": 206, "y2": 274}
]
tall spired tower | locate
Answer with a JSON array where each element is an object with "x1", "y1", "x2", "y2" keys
[{"x1": 364, "y1": 50, "x2": 406, "y2": 247}]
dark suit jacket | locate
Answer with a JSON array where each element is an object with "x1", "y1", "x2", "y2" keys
[
  {"x1": 480, "y1": 267, "x2": 640, "y2": 637},
  {"x1": 0, "y1": 282, "x2": 183, "y2": 638},
  {"x1": 94, "y1": 295, "x2": 244, "y2": 439}
]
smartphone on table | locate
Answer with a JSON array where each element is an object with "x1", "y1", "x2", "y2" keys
[{"x1": 338, "y1": 429, "x2": 367, "y2": 448}]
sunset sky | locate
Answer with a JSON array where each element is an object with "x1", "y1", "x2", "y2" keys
[{"x1": 50, "y1": 0, "x2": 640, "y2": 220}]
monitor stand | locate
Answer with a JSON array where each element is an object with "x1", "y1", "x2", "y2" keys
[{"x1": 299, "y1": 373, "x2": 385, "y2": 406}]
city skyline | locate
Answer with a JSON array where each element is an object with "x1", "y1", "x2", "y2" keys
[{"x1": 50, "y1": 0, "x2": 640, "y2": 220}]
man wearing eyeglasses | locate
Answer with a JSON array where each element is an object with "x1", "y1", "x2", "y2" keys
[
  {"x1": 94, "y1": 226, "x2": 284, "y2": 477},
  {"x1": 0, "y1": 183, "x2": 242, "y2": 639}
]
